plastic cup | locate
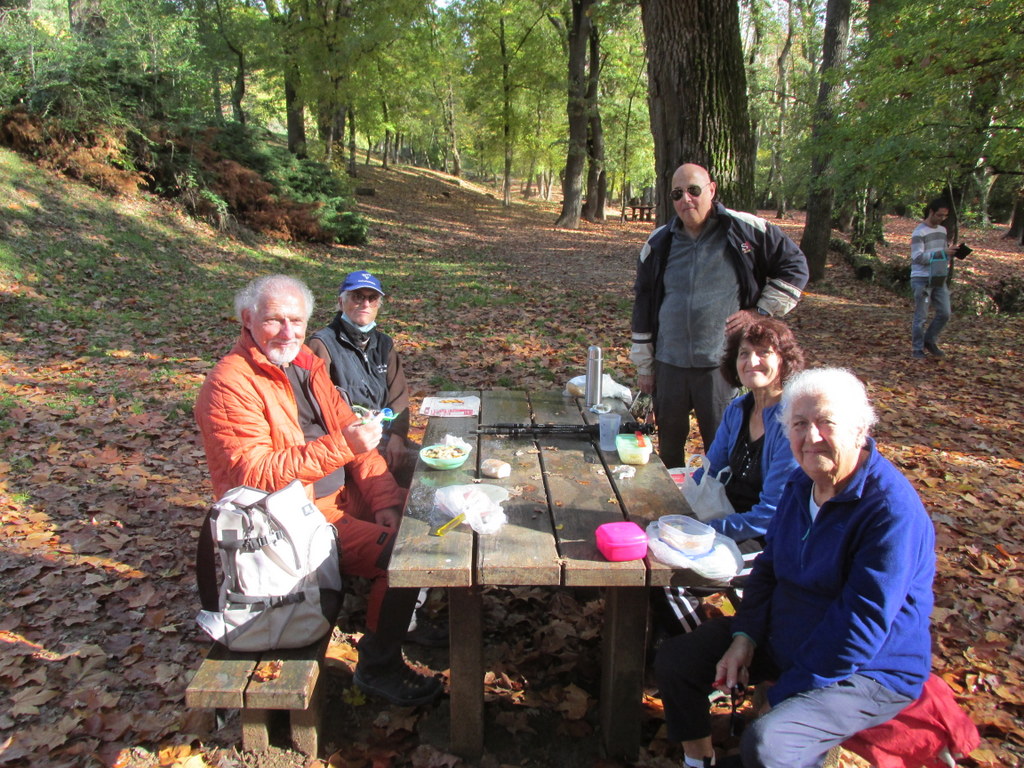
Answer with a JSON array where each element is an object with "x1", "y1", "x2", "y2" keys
[{"x1": 598, "y1": 412, "x2": 621, "y2": 451}]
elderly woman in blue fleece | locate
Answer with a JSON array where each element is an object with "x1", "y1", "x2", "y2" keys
[
  {"x1": 657, "y1": 317, "x2": 804, "y2": 633},
  {"x1": 654, "y1": 368, "x2": 936, "y2": 768}
]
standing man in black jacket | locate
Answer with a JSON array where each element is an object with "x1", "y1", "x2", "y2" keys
[
  {"x1": 309, "y1": 270, "x2": 415, "y2": 487},
  {"x1": 630, "y1": 163, "x2": 809, "y2": 468}
]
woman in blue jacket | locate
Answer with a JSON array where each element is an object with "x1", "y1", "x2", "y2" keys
[
  {"x1": 658, "y1": 317, "x2": 804, "y2": 633},
  {"x1": 655, "y1": 368, "x2": 935, "y2": 768}
]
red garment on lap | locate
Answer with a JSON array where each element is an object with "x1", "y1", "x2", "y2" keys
[
  {"x1": 842, "y1": 674, "x2": 979, "y2": 768},
  {"x1": 316, "y1": 486, "x2": 399, "y2": 632}
]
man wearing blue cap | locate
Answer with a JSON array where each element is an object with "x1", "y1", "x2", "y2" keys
[{"x1": 309, "y1": 270, "x2": 415, "y2": 486}]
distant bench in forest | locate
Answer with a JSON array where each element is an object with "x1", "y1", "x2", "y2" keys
[{"x1": 625, "y1": 204, "x2": 654, "y2": 221}]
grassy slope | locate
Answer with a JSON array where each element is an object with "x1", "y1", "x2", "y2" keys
[{"x1": 2, "y1": 146, "x2": 1023, "y2": 767}]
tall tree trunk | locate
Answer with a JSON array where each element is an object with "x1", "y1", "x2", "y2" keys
[
  {"x1": 211, "y1": 0, "x2": 246, "y2": 125},
  {"x1": 1005, "y1": 188, "x2": 1024, "y2": 244},
  {"x1": 619, "y1": 60, "x2": 644, "y2": 218},
  {"x1": 442, "y1": 78, "x2": 461, "y2": 177},
  {"x1": 229, "y1": 46, "x2": 246, "y2": 125},
  {"x1": 554, "y1": 0, "x2": 594, "y2": 228},
  {"x1": 347, "y1": 107, "x2": 358, "y2": 177},
  {"x1": 334, "y1": 104, "x2": 346, "y2": 159},
  {"x1": 499, "y1": 17, "x2": 514, "y2": 207},
  {"x1": 266, "y1": 1, "x2": 305, "y2": 156},
  {"x1": 640, "y1": 0, "x2": 754, "y2": 224},
  {"x1": 800, "y1": 0, "x2": 852, "y2": 282},
  {"x1": 318, "y1": 101, "x2": 335, "y2": 162},
  {"x1": 211, "y1": 65, "x2": 226, "y2": 125},
  {"x1": 771, "y1": 3, "x2": 793, "y2": 218},
  {"x1": 285, "y1": 66, "x2": 306, "y2": 157},
  {"x1": 582, "y1": 24, "x2": 606, "y2": 222},
  {"x1": 381, "y1": 95, "x2": 391, "y2": 170}
]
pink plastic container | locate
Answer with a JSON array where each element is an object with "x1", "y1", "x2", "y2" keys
[{"x1": 596, "y1": 521, "x2": 648, "y2": 562}]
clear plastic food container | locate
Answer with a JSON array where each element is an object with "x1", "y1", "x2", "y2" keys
[
  {"x1": 658, "y1": 515, "x2": 715, "y2": 556},
  {"x1": 615, "y1": 433, "x2": 653, "y2": 465}
]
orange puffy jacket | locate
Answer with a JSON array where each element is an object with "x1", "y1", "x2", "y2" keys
[{"x1": 195, "y1": 330, "x2": 403, "y2": 523}]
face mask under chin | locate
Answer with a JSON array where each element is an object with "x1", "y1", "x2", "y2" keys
[{"x1": 342, "y1": 313, "x2": 377, "y2": 333}]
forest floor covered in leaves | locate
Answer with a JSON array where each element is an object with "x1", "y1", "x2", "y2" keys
[{"x1": 2, "y1": 148, "x2": 1023, "y2": 768}]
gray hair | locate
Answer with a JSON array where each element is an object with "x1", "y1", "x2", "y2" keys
[
  {"x1": 234, "y1": 275, "x2": 315, "y2": 323},
  {"x1": 779, "y1": 367, "x2": 877, "y2": 443}
]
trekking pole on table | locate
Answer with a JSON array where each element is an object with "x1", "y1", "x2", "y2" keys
[{"x1": 473, "y1": 422, "x2": 654, "y2": 438}]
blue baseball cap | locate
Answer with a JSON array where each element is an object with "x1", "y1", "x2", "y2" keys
[{"x1": 339, "y1": 270, "x2": 385, "y2": 296}]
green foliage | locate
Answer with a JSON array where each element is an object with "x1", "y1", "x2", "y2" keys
[
  {"x1": 2, "y1": 0, "x2": 661, "y2": 219},
  {"x1": 209, "y1": 122, "x2": 282, "y2": 177},
  {"x1": 829, "y1": 0, "x2": 1024, "y2": 217},
  {"x1": 0, "y1": 0, "x2": 210, "y2": 129},
  {"x1": 317, "y1": 208, "x2": 368, "y2": 245},
  {"x1": 272, "y1": 157, "x2": 367, "y2": 245},
  {"x1": 207, "y1": 124, "x2": 368, "y2": 244},
  {"x1": 277, "y1": 156, "x2": 347, "y2": 201},
  {"x1": 743, "y1": 0, "x2": 828, "y2": 211}
]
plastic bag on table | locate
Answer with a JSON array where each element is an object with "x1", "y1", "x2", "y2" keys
[
  {"x1": 433, "y1": 484, "x2": 509, "y2": 535},
  {"x1": 676, "y1": 455, "x2": 735, "y2": 522},
  {"x1": 645, "y1": 519, "x2": 744, "y2": 581},
  {"x1": 564, "y1": 373, "x2": 632, "y2": 404}
]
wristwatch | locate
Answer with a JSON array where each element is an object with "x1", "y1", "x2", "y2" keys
[{"x1": 756, "y1": 307, "x2": 771, "y2": 316}]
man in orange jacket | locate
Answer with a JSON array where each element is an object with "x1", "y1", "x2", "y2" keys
[{"x1": 195, "y1": 274, "x2": 441, "y2": 706}]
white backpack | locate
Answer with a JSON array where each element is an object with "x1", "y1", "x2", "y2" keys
[{"x1": 195, "y1": 480, "x2": 341, "y2": 651}]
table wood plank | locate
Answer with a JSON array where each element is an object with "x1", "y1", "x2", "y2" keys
[
  {"x1": 529, "y1": 391, "x2": 646, "y2": 587},
  {"x1": 389, "y1": 391, "x2": 479, "y2": 588},
  {"x1": 476, "y1": 390, "x2": 561, "y2": 585}
]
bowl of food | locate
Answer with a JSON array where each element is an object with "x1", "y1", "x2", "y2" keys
[{"x1": 420, "y1": 443, "x2": 472, "y2": 470}]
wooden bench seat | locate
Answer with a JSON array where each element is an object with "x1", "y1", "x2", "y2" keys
[{"x1": 185, "y1": 633, "x2": 331, "y2": 755}]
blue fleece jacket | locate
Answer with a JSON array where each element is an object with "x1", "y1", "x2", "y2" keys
[
  {"x1": 702, "y1": 394, "x2": 796, "y2": 543},
  {"x1": 732, "y1": 438, "x2": 935, "y2": 706}
]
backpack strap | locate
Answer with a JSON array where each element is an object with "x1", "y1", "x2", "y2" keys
[
  {"x1": 195, "y1": 507, "x2": 220, "y2": 612},
  {"x1": 225, "y1": 591, "x2": 308, "y2": 609}
]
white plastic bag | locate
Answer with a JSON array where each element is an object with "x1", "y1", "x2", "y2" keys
[
  {"x1": 645, "y1": 519, "x2": 744, "y2": 581},
  {"x1": 678, "y1": 455, "x2": 735, "y2": 522},
  {"x1": 433, "y1": 484, "x2": 509, "y2": 535},
  {"x1": 564, "y1": 373, "x2": 633, "y2": 404}
]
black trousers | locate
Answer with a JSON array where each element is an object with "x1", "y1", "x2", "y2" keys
[
  {"x1": 653, "y1": 361, "x2": 736, "y2": 467},
  {"x1": 653, "y1": 616, "x2": 779, "y2": 743}
]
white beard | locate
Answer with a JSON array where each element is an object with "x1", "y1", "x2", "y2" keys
[{"x1": 265, "y1": 342, "x2": 301, "y2": 366}]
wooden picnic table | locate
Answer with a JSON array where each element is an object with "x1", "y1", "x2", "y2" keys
[
  {"x1": 389, "y1": 389, "x2": 718, "y2": 760},
  {"x1": 626, "y1": 204, "x2": 655, "y2": 221}
]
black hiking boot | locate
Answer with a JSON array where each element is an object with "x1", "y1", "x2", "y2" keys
[{"x1": 353, "y1": 662, "x2": 442, "y2": 706}]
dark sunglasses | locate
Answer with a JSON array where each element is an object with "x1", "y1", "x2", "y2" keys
[{"x1": 670, "y1": 184, "x2": 707, "y2": 200}]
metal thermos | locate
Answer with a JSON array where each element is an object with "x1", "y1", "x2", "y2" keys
[{"x1": 585, "y1": 346, "x2": 602, "y2": 407}]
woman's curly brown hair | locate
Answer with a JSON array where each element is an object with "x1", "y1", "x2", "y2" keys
[{"x1": 719, "y1": 317, "x2": 805, "y2": 389}]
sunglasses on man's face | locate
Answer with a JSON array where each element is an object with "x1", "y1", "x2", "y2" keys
[
  {"x1": 347, "y1": 291, "x2": 382, "y2": 306},
  {"x1": 671, "y1": 184, "x2": 708, "y2": 201}
]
